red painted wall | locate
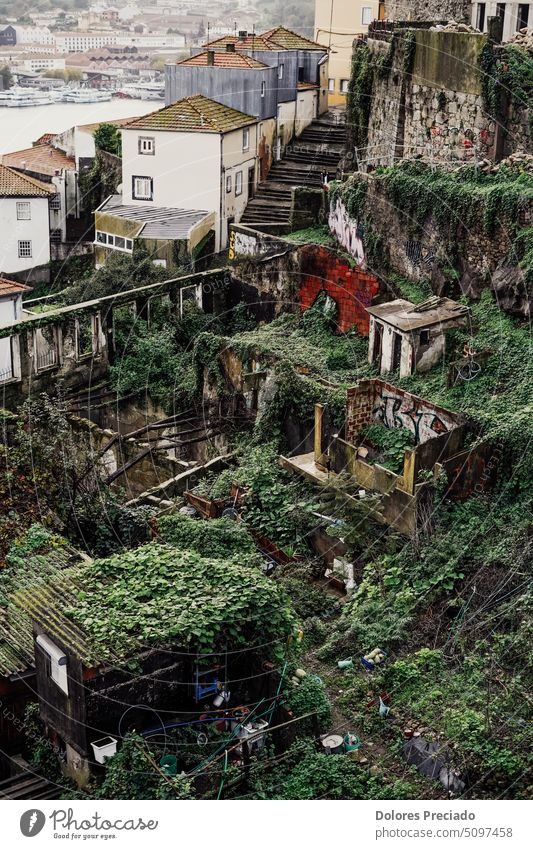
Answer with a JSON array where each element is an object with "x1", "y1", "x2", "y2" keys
[{"x1": 298, "y1": 245, "x2": 380, "y2": 335}]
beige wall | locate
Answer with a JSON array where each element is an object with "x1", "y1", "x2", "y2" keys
[
  {"x1": 314, "y1": 0, "x2": 381, "y2": 103},
  {"x1": 221, "y1": 123, "x2": 259, "y2": 246}
]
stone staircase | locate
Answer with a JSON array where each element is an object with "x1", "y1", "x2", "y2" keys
[{"x1": 240, "y1": 114, "x2": 346, "y2": 229}]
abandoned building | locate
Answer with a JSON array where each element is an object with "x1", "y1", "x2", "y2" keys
[
  {"x1": 282, "y1": 378, "x2": 496, "y2": 534},
  {"x1": 12, "y1": 544, "x2": 289, "y2": 786},
  {"x1": 366, "y1": 296, "x2": 471, "y2": 377}
]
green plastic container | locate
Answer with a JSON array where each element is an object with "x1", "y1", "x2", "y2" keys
[
  {"x1": 344, "y1": 733, "x2": 361, "y2": 752},
  {"x1": 160, "y1": 755, "x2": 177, "y2": 776},
  {"x1": 338, "y1": 657, "x2": 353, "y2": 670}
]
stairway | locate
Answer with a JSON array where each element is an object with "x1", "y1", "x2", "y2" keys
[
  {"x1": 0, "y1": 770, "x2": 61, "y2": 800},
  {"x1": 240, "y1": 114, "x2": 346, "y2": 229}
]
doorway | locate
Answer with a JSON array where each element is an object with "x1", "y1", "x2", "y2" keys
[
  {"x1": 372, "y1": 322, "x2": 383, "y2": 369},
  {"x1": 248, "y1": 167, "x2": 255, "y2": 201},
  {"x1": 392, "y1": 332, "x2": 402, "y2": 371}
]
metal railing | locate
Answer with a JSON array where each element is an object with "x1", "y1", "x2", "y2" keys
[{"x1": 36, "y1": 348, "x2": 58, "y2": 371}]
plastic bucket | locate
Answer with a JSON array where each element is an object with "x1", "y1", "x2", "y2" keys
[
  {"x1": 344, "y1": 733, "x2": 361, "y2": 752},
  {"x1": 337, "y1": 658, "x2": 353, "y2": 670}
]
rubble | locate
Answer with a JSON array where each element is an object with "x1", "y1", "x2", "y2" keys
[
  {"x1": 429, "y1": 20, "x2": 480, "y2": 34},
  {"x1": 508, "y1": 26, "x2": 533, "y2": 50}
]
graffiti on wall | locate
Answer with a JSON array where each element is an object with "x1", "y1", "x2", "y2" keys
[
  {"x1": 328, "y1": 197, "x2": 366, "y2": 267},
  {"x1": 372, "y1": 392, "x2": 451, "y2": 444},
  {"x1": 228, "y1": 229, "x2": 262, "y2": 260}
]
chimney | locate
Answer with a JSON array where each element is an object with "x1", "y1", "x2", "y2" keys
[
  {"x1": 238, "y1": 30, "x2": 247, "y2": 38},
  {"x1": 207, "y1": 49, "x2": 215, "y2": 66},
  {"x1": 226, "y1": 42, "x2": 235, "y2": 52}
]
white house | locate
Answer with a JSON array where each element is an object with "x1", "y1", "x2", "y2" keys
[
  {"x1": 0, "y1": 277, "x2": 32, "y2": 385},
  {"x1": 120, "y1": 95, "x2": 260, "y2": 250},
  {"x1": 0, "y1": 164, "x2": 54, "y2": 275},
  {"x1": 471, "y1": 2, "x2": 532, "y2": 39}
]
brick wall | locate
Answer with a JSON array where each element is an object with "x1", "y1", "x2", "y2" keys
[
  {"x1": 345, "y1": 378, "x2": 462, "y2": 445},
  {"x1": 298, "y1": 245, "x2": 380, "y2": 335}
]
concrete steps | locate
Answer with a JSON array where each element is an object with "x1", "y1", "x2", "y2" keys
[{"x1": 240, "y1": 112, "x2": 346, "y2": 228}]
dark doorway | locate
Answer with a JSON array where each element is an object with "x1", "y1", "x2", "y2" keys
[
  {"x1": 372, "y1": 322, "x2": 383, "y2": 367},
  {"x1": 248, "y1": 167, "x2": 255, "y2": 200},
  {"x1": 477, "y1": 2, "x2": 486, "y2": 30},
  {"x1": 517, "y1": 3, "x2": 529, "y2": 29},
  {"x1": 392, "y1": 332, "x2": 402, "y2": 371}
]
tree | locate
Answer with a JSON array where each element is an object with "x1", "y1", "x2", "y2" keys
[{"x1": 93, "y1": 122, "x2": 121, "y2": 156}]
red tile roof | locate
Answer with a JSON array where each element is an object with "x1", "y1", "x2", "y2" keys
[
  {"x1": 0, "y1": 278, "x2": 32, "y2": 297},
  {"x1": 203, "y1": 34, "x2": 276, "y2": 51},
  {"x1": 2, "y1": 144, "x2": 75, "y2": 177},
  {"x1": 0, "y1": 164, "x2": 54, "y2": 198},
  {"x1": 176, "y1": 50, "x2": 269, "y2": 69}
]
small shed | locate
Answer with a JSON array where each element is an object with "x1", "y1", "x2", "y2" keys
[{"x1": 367, "y1": 296, "x2": 470, "y2": 378}]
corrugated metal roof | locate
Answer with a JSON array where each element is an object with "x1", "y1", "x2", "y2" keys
[
  {"x1": 100, "y1": 195, "x2": 213, "y2": 240},
  {"x1": 123, "y1": 94, "x2": 256, "y2": 134}
]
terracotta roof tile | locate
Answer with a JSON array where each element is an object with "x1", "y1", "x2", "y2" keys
[
  {"x1": 0, "y1": 164, "x2": 54, "y2": 198},
  {"x1": 2, "y1": 144, "x2": 75, "y2": 177},
  {"x1": 176, "y1": 50, "x2": 269, "y2": 69},
  {"x1": 123, "y1": 94, "x2": 256, "y2": 134},
  {"x1": 0, "y1": 277, "x2": 32, "y2": 296},
  {"x1": 204, "y1": 34, "x2": 276, "y2": 51},
  {"x1": 261, "y1": 26, "x2": 326, "y2": 50}
]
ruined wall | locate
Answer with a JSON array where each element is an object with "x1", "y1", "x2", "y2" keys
[
  {"x1": 229, "y1": 224, "x2": 381, "y2": 333},
  {"x1": 299, "y1": 244, "x2": 380, "y2": 334},
  {"x1": 345, "y1": 378, "x2": 462, "y2": 445},
  {"x1": 383, "y1": 1, "x2": 469, "y2": 21},
  {"x1": 332, "y1": 175, "x2": 533, "y2": 314}
]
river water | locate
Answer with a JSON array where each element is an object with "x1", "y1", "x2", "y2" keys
[{"x1": 0, "y1": 99, "x2": 158, "y2": 155}]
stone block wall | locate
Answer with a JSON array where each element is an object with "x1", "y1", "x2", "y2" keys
[{"x1": 383, "y1": 0, "x2": 469, "y2": 21}]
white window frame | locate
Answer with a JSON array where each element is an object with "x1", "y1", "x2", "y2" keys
[
  {"x1": 226, "y1": 174, "x2": 232, "y2": 193},
  {"x1": 18, "y1": 239, "x2": 32, "y2": 258},
  {"x1": 278, "y1": 63, "x2": 284, "y2": 80},
  {"x1": 242, "y1": 127, "x2": 250, "y2": 151},
  {"x1": 340, "y1": 79, "x2": 349, "y2": 94},
  {"x1": 132, "y1": 175, "x2": 153, "y2": 201},
  {"x1": 328, "y1": 78, "x2": 335, "y2": 93},
  {"x1": 261, "y1": 80, "x2": 266, "y2": 97},
  {"x1": 36, "y1": 634, "x2": 69, "y2": 696},
  {"x1": 235, "y1": 170, "x2": 243, "y2": 196},
  {"x1": 361, "y1": 6, "x2": 373, "y2": 25},
  {"x1": 95, "y1": 230, "x2": 133, "y2": 253},
  {"x1": 16, "y1": 201, "x2": 31, "y2": 220},
  {"x1": 138, "y1": 135, "x2": 155, "y2": 155}
]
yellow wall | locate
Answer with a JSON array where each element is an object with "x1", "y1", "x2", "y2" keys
[{"x1": 314, "y1": 0, "x2": 381, "y2": 104}]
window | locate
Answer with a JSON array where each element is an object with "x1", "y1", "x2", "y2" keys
[
  {"x1": 138, "y1": 136, "x2": 155, "y2": 155},
  {"x1": 496, "y1": 3, "x2": 506, "y2": 24},
  {"x1": 298, "y1": 66, "x2": 304, "y2": 82},
  {"x1": 361, "y1": 6, "x2": 373, "y2": 25},
  {"x1": 235, "y1": 170, "x2": 243, "y2": 196},
  {"x1": 517, "y1": 3, "x2": 529, "y2": 29},
  {"x1": 477, "y1": 2, "x2": 486, "y2": 30},
  {"x1": 49, "y1": 194, "x2": 61, "y2": 210},
  {"x1": 340, "y1": 79, "x2": 349, "y2": 94},
  {"x1": 18, "y1": 240, "x2": 32, "y2": 258},
  {"x1": 328, "y1": 78, "x2": 335, "y2": 93},
  {"x1": 419, "y1": 329, "x2": 430, "y2": 346},
  {"x1": 261, "y1": 80, "x2": 266, "y2": 97},
  {"x1": 242, "y1": 127, "x2": 250, "y2": 151},
  {"x1": 226, "y1": 174, "x2": 232, "y2": 193},
  {"x1": 16, "y1": 201, "x2": 31, "y2": 220},
  {"x1": 278, "y1": 63, "x2": 284, "y2": 80},
  {"x1": 95, "y1": 230, "x2": 133, "y2": 252},
  {"x1": 132, "y1": 176, "x2": 153, "y2": 200}
]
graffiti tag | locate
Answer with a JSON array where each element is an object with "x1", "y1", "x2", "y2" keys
[{"x1": 328, "y1": 197, "x2": 366, "y2": 267}]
